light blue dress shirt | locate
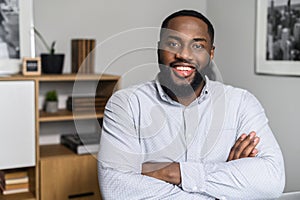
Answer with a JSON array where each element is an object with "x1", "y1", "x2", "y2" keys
[{"x1": 98, "y1": 77, "x2": 285, "y2": 200}]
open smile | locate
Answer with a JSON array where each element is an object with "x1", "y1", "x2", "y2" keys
[{"x1": 171, "y1": 63, "x2": 196, "y2": 78}]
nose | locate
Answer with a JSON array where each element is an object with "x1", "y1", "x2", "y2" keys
[{"x1": 175, "y1": 46, "x2": 192, "y2": 61}]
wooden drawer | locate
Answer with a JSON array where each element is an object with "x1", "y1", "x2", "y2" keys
[{"x1": 40, "y1": 150, "x2": 101, "y2": 200}]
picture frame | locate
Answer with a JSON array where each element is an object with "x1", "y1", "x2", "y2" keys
[
  {"x1": 22, "y1": 57, "x2": 41, "y2": 76},
  {"x1": 255, "y1": 0, "x2": 300, "y2": 76},
  {"x1": 0, "y1": 0, "x2": 35, "y2": 75}
]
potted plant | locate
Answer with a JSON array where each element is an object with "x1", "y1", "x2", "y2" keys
[
  {"x1": 45, "y1": 90, "x2": 58, "y2": 113},
  {"x1": 34, "y1": 28, "x2": 65, "y2": 74}
]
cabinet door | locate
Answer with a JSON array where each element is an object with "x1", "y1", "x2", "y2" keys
[
  {"x1": 40, "y1": 154, "x2": 101, "y2": 200},
  {"x1": 0, "y1": 81, "x2": 35, "y2": 169}
]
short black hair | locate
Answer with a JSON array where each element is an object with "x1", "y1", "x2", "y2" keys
[{"x1": 160, "y1": 10, "x2": 214, "y2": 45}]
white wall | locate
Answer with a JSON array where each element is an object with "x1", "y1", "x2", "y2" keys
[
  {"x1": 33, "y1": 0, "x2": 207, "y2": 88},
  {"x1": 207, "y1": 0, "x2": 300, "y2": 192},
  {"x1": 34, "y1": 0, "x2": 299, "y2": 193}
]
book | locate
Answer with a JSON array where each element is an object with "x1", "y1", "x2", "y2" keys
[
  {"x1": 0, "y1": 182, "x2": 29, "y2": 190},
  {"x1": 0, "y1": 178, "x2": 29, "y2": 195},
  {"x1": 0, "y1": 187, "x2": 29, "y2": 195},
  {"x1": 67, "y1": 96, "x2": 108, "y2": 103},
  {"x1": 61, "y1": 133, "x2": 100, "y2": 154},
  {"x1": 1, "y1": 176, "x2": 29, "y2": 185},
  {"x1": 66, "y1": 96, "x2": 108, "y2": 112},
  {"x1": 71, "y1": 39, "x2": 96, "y2": 74},
  {"x1": 0, "y1": 170, "x2": 28, "y2": 180}
]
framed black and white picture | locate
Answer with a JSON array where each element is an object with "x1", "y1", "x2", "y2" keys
[
  {"x1": 0, "y1": 0, "x2": 34, "y2": 75},
  {"x1": 255, "y1": 0, "x2": 300, "y2": 76}
]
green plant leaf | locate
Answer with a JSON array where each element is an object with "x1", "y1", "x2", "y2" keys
[
  {"x1": 45, "y1": 90, "x2": 58, "y2": 101},
  {"x1": 34, "y1": 27, "x2": 56, "y2": 54}
]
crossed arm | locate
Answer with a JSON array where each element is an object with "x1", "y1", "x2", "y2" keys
[
  {"x1": 142, "y1": 131, "x2": 260, "y2": 185},
  {"x1": 98, "y1": 91, "x2": 285, "y2": 199}
]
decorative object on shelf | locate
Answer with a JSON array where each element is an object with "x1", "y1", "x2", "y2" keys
[
  {"x1": 34, "y1": 28, "x2": 65, "y2": 74},
  {"x1": 0, "y1": 170, "x2": 29, "y2": 195},
  {"x1": 0, "y1": 0, "x2": 34, "y2": 75},
  {"x1": 22, "y1": 57, "x2": 41, "y2": 76},
  {"x1": 255, "y1": 0, "x2": 300, "y2": 76},
  {"x1": 45, "y1": 90, "x2": 58, "y2": 113},
  {"x1": 66, "y1": 95, "x2": 108, "y2": 112},
  {"x1": 60, "y1": 133, "x2": 100, "y2": 154},
  {"x1": 71, "y1": 39, "x2": 96, "y2": 74}
]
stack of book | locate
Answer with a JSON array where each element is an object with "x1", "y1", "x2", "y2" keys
[
  {"x1": 61, "y1": 133, "x2": 100, "y2": 155},
  {"x1": 0, "y1": 170, "x2": 29, "y2": 195},
  {"x1": 66, "y1": 96, "x2": 108, "y2": 112},
  {"x1": 71, "y1": 39, "x2": 96, "y2": 74}
]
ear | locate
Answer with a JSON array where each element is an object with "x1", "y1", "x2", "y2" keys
[
  {"x1": 157, "y1": 41, "x2": 161, "y2": 54},
  {"x1": 210, "y1": 45, "x2": 215, "y2": 60},
  {"x1": 157, "y1": 41, "x2": 161, "y2": 49},
  {"x1": 157, "y1": 41, "x2": 162, "y2": 63}
]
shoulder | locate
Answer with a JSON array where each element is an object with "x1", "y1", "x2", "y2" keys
[
  {"x1": 209, "y1": 80, "x2": 261, "y2": 106},
  {"x1": 107, "y1": 80, "x2": 156, "y2": 106},
  {"x1": 209, "y1": 80, "x2": 246, "y2": 97}
]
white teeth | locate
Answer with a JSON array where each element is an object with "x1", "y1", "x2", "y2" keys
[{"x1": 176, "y1": 66, "x2": 192, "y2": 71}]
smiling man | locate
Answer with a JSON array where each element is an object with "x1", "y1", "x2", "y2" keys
[
  {"x1": 157, "y1": 14, "x2": 214, "y2": 106},
  {"x1": 98, "y1": 10, "x2": 285, "y2": 199}
]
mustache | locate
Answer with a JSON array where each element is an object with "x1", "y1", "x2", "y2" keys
[{"x1": 170, "y1": 61, "x2": 196, "y2": 68}]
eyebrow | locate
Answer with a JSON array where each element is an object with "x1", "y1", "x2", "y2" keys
[
  {"x1": 166, "y1": 35, "x2": 208, "y2": 43},
  {"x1": 193, "y1": 38, "x2": 207, "y2": 43}
]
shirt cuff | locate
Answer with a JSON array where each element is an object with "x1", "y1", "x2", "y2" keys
[{"x1": 180, "y1": 162, "x2": 206, "y2": 193}]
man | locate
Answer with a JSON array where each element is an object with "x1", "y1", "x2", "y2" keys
[{"x1": 98, "y1": 10, "x2": 285, "y2": 199}]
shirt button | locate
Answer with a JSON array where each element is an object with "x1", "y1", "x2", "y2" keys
[{"x1": 192, "y1": 186, "x2": 197, "y2": 191}]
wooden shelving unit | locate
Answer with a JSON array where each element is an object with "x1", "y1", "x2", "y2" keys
[{"x1": 0, "y1": 73, "x2": 120, "y2": 200}]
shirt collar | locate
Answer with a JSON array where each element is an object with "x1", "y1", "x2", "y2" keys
[
  {"x1": 155, "y1": 76, "x2": 170, "y2": 102},
  {"x1": 202, "y1": 75, "x2": 210, "y2": 95},
  {"x1": 155, "y1": 75, "x2": 211, "y2": 104}
]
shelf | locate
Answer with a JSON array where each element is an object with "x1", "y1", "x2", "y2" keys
[
  {"x1": 37, "y1": 73, "x2": 119, "y2": 82},
  {"x1": 40, "y1": 144, "x2": 97, "y2": 159},
  {"x1": 39, "y1": 109, "x2": 104, "y2": 122},
  {"x1": 0, "y1": 73, "x2": 120, "y2": 82},
  {"x1": 0, "y1": 191, "x2": 35, "y2": 200},
  {"x1": 40, "y1": 144, "x2": 76, "y2": 159}
]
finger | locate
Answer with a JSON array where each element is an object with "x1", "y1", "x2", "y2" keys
[
  {"x1": 227, "y1": 133, "x2": 246, "y2": 161},
  {"x1": 239, "y1": 137, "x2": 260, "y2": 158},
  {"x1": 249, "y1": 148, "x2": 258, "y2": 157},
  {"x1": 232, "y1": 132, "x2": 256, "y2": 160},
  {"x1": 227, "y1": 133, "x2": 247, "y2": 161}
]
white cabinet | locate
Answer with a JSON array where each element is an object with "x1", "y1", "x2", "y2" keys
[{"x1": 0, "y1": 81, "x2": 35, "y2": 169}]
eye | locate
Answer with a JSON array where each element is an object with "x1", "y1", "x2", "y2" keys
[
  {"x1": 167, "y1": 41, "x2": 180, "y2": 48},
  {"x1": 192, "y1": 43, "x2": 204, "y2": 49}
]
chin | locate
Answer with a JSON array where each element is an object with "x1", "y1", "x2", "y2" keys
[{"x1": 159, "y1": 69, "x2": 204, "y2": 98}]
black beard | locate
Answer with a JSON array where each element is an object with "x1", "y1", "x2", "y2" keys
[{"x1": 158, "y1": 63, "x2": 204, "y2": 98}]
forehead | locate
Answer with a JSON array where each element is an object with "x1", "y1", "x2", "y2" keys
[{"x1": 162, "y1": 16, "x2": 210, "y2": 42}]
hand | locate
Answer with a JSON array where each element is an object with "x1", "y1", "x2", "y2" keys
[
  {"x1": 142, "y1": 162, "x2": 181, "y2": 185},
  {"x1": 227, "y1": 131, "x2": 260, "y2": 161}
]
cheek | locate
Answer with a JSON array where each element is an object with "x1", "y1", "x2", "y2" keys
[
  {"x1": 195, "y1": 52, "x2": 211, "y2": 68},
  {"x1": 160, "y1": 50, "x2": 175, "y2": 64}
]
